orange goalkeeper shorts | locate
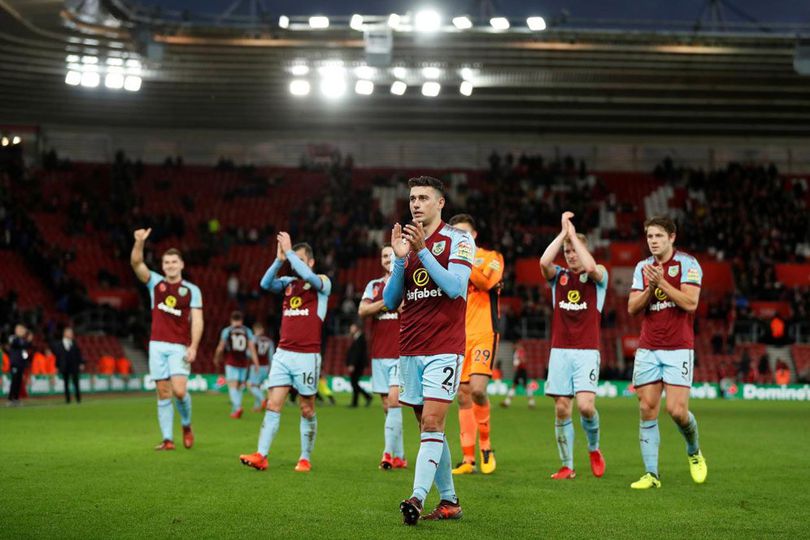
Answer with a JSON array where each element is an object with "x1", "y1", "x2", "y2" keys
[{"x1": 460, "y1": 333, "x2": 498, "y2": 383}]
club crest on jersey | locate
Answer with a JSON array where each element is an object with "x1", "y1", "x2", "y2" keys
[
  {"x1": 432, "y1": 241, "x2": 446, "y2": 256},
  {"x1": 668, "y1": 266, "x2": 680, "y2": 277},
  {"x1": 303, "y1": 282, "x2": 312, "y2": 291},
  {"x1": 579, "y1": 273, "x2": 588, "y2": 283},
  {"x1": 559, "y1": 274, "x2": 569, "y2": 286},
  {"x1": 178, "y1": 287, "x2": 188, "y2": 297}
]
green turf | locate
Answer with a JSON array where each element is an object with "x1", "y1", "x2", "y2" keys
[{"x1": 1, "y1": 393, "x2": 809, "y2": 539}]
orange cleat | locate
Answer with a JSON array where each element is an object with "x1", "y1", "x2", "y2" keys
[
  {"x1": 239, "y1": 452, "x2": 268, "y2": 471},
  {"x1": 380, "y1": 452, "x2": 393, "y2": 470},
  {"x1": 551, "y1": 466, "x2": 576, "y2": 480},
  {"x1": 182, "y1": 425, "x2": 194, "y2": 449},
  {"x1": 421, "y1": 499, "x2": 463, "y2": 521},
  {"x1": 154, "y1": 439, "x2": 175, "y2": 451},
  {"x1": 392, "y1": 456, "x2": 408, "y2": 469},
  {"x1": 294, "y1": 458, "x2": 311, "y2": 472},
  {"x1": 230, "y1": 408, "x2": 244, "y2": 419},
  {"x1": 589, "y1": 449, "x2": 606, "y2": 478}
]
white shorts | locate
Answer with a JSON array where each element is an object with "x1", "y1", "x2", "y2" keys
[
  {"x1": 371, "y1": 358, "x2": 399, "y2": 394},
  {"x1": 633, "y1": 349, "x2": 694, "y2": 388},
  {"x1": 149, "y1": 341, "x2": 189, "y2": 380}
]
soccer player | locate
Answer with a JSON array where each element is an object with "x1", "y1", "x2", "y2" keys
[
  {"x1": 501, "y1": 343, "x2": 536, "y2": 409},
  {"x1": 628, "y1": 216, "x2": 707, "y2": 489},
  {"x1": 213, "y1": 311, "x2": 259, "y2": 418},
  {"x1": 239, "y1": 232, "x2": 331, "y2": 473},
  {"x1": 247, "y1": 323, "x2": 275, "y2": 412},
  {"x1": 539, "y1": 212, "x2": 607, "y2": 480},
  {"x1": 131, "y1": 228, "x2": 203, "y2": 450},
  {"x1": 383, "y1": 176, "x2": 475, "y2": 525},
  {"x1": 358, "y1": 244, "x2": 407, "y2": 470},
  {"x1": 447, "y1": 214, "x2": 504, "y2": 476}
]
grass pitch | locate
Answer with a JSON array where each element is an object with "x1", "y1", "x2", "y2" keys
[{"x1": 1, "y1": 393, "x2": 809, "y2": 539}]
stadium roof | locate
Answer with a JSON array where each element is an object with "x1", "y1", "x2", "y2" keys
[{"x1": 1, "y1": 0, "x2": 810, "y2": 137}]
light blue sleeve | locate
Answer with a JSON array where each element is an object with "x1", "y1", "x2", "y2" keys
[
  {"x1": 219, "y1": 326, "x2": 231, "y2": 343},
  {"x1": 383, "y1": 257, "x2": 406, "y2": 310},
  {"x1": 549, "y1": 266, "x2": 562, "y2": 304},
  {"x1": 246, "y1": 328, "x2": 255, "y2": 341},
  {"x1": 259, "y1": 259, "x2": 295, "y2": 293},
  {"x1": 596, "y1": 268, "x2": 609, "y2": 312},
  {"x1": 361, "y1": 279, "x2": 377, "y2": 301},
  {"x1": 187, "y1": 282, "x2": 203, "y2": 308},
  {"x1": 417, "y1": 248, "x2": 472, "y2": 300},
  {"x1": 317, "y1": 279, "x2": 331, "y2": 321},
  {"x1": 285, "y1": 250, "x2": 326, "y2": 291},
  {"x1": 681, "y1": 257, "x2": 703, "y2": 287},
  {"x1": 146, "y1": 271, "x2": 162, "y2": 308},
  {"x1": 631, "y1": 262, "x2": 645, "y2": 291}
]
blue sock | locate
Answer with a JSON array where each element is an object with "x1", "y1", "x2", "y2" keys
[
  {"x1": 257, "y1": 410, "x2": 281, "y2": 456},
  {"x1": 249, "y1": 386, "x2": 264, "y2": 409},
  {"x1": 640, "y1": 419, "x2": 660, "y2": 476},
  {"x1": 677, "y1": 412, "x2": 700, "y2": 455},
  {"x1": 299, "y1": 414, "x2": 317, "y2": 461},
  {"x1": 174, "y1": 393, "x2": 192, "y2": 427},
  {"x1": 580, "y1": 410, "x2": 600, "y2": 452},
  {"x1": 433, "y1": 436, "x2": 457, "y2": 503},
  {"x1": 384, "y1": 407, "x2": 401, "y2": 456},
  {"x1": 555, "y1": 417, "x2": 574, "y2": 469},
  {"x1": 393, "y1": 408, "x2": 405, "y2": 459},
  {"x1": 412, "y1": 432, "x2": 445, "y2": 502},
  {"x1": 157, "y1": 398, "x2": 174, "y2": 441}
]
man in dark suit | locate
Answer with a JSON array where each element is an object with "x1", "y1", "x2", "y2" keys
[
  {"x1": 345, "y1": 322, "x2": 371, "y2": 407},
  {"x1": 6, "y1": 323, "x2": 32, "y2": 406},
  {"x1": 52, "y1": 327, "x2": 85, "y2": 404}
]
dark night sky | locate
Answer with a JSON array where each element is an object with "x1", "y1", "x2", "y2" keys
[{"x1": 133, "y1": 0, "x2": 810, "y2": 25}]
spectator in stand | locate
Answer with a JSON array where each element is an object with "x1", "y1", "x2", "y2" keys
[
  {"x1": 6, "y1": 323, "x2": 32, "y2": 406},
  {"x1": 758, "y1": 354, "x2": 771, "y2": 383},
  {"x1": 345, "y1": 322, "x2": 371, "y2": 407},
  {"x1": 52, "y1": 327, "x2": 85, "y2": 404},
  {"x1": 737, "y1": 349, "x2": 751, "y2": 382}
]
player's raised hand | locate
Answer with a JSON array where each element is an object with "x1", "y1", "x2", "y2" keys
[
  {"x1": 277, "y1": 232, "x2": 292, "y2": 253},
  {"x1": 133, "y1": 228, "x2": 152, "y2": 242},
  {"x1": 391, "y1": 223, "x2": 410, "y2": 258},
  {"x1": 643, "y1": 264, "x2": 663, "y2": 287},
  {"x1": 276, "y1": 239, "x2": 286, "y2": 261},
  {"x1": 561, "y1": 211, "x2": 575, "y2": 232},
  {"x1": 404, "y1": 221, "x2": 427, "y2": 252}
]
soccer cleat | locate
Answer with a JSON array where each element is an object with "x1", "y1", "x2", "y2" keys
[
  {"x1": 630, "y1": 472, "x2": 661, "y2": 489},
  {"x1": 589, "y1": 449, "x2": 605, "y2": 477},
  {"x1": 392, "y1": 456, "x2": 408, "y2": 469},
  {"x1": 380, "y1": 452, "x2": 393, "y2": 470},
  {"x1": 551, "y1": 466, "x2": 576, "y2": 480},
  {"x1": 452, "y1": 461, "x2": 476, "y2": 475},
  {"x1": 239, "y1": 452, "x2": 268, "y2": 471},
  {"x1": 480, "y1": 449, "x2": 496, "y2": 475},
  {"x1": 688, "y1": 451, "x2": 708, "y2": 484},
  {"x1": 260, "y1": 399, "x2": 267, "y2": 410},
  {"x1": 154, "y1": 439, "x2": 175, "y2": 451},
  {"x1": 421, "y1": 499, "x2": 463, "y2": 521},
  {"x1": 230, "y1": 408, "x2": 244, "y2": 419},
  {"x1": 182, "y1": 425, "x2": 194, "y2": 449},
  {"x1": 294, "y1": 458, "x2": 311, "y2": 472},
  {"x1": 399, "y1": 497, "x2": 423, "y2": 526}
]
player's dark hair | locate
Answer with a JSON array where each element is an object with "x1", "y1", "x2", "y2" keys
[
  {"x1": 448, "y1": 213, "x2": 476, "y2": 230},
  {"x1": 292, "y1": 242, "x2": 314, "y2": 261},
  {"x1": 644, "y1": 216, "x2": 677, "y2": 236},
  {"x1": 408, "y1": 176, "x2": 445, "y2": 198},
  {"x1": 162, "y1": 248, "x2": 183, "y2": 261},
  {"x1": 230, "y1": 311, "x2": 243, "y2": 322}
]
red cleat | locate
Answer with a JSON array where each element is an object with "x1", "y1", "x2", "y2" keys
[
  {"x1": 294, "y1": 458, "x2": 311, "y2": 472},
  {"x1": 154, "y1": 439, "x2": 175, "y2": 451},
  {"x1": 421, "y1": 499, "x2": 463, "y2": 521},
  {"x1": 551, "y1": 466, "x2": 576, "y2": 480},
  {"x1": 239, "y1": 452, "x2": 268, "y2": 471},
  {"x1": 260, "y1": 399, "x2": 267, "y2": 410},
  {"x1": 589, "y1": 449, "x2": 606, "y2": 478},
  {"x1": 380, "y1": 452, "x2": 393, "y2": 470},
  {"x1": 182, "y1": 425, "x2": 194, "y2": 449},
  {"x1": 230, "y1": 408, "x2": 244, "y2": 419},
  {"x1": 392, "y1": 456, "x2": 408, "y2": 469}
]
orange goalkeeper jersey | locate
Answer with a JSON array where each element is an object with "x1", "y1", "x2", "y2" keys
[{"x1": 466, "y1": 247, "x2": 504, "y2": 337}]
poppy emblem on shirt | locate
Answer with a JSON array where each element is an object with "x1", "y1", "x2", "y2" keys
[
  {"x1": 432, "y1": 240, "x2": 446, "y2": 256},
  {"x1": 285, "y1": 284, "x2": 293, "y2": 296},
  {"x1": 559, "y1": 274, "x2": 569, "y2": 286},
  {"x1": 178, "y1": 287, "x2": 188, "y2": 297},
  {"x1": 159, "y1": 283, "x2": 166, "y2": 292},
  {"x1": 668, "y1": 265, "x2": 679, "y2": 277}
]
